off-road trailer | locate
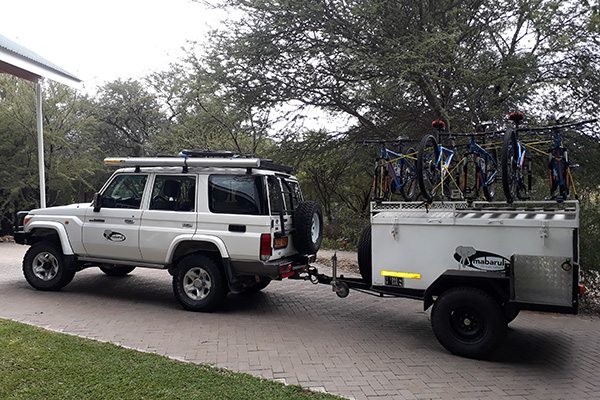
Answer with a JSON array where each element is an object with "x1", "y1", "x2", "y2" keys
[{"x1": 297, "y1": 201, "x2": 585, "y2": 358}]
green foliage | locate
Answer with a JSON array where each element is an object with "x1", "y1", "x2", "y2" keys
[{"x1": 0, "y1": 319, "x2": 342, "y2": 400}]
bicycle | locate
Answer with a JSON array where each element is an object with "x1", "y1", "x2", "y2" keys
[
  {"x1": 501, "y1": 112, "x2": 532, "y2": 203},
  {"x1": 358, "y1": 139, "x2": 418, "y2": 202},
  {"x1": 416, "y1": 121, "x2": 462, "y2": 203},
  {"x1": 504, "y1": 119, "x2": 598, "y2": 201},
  {"x1": 457, "y1": 127, "x2": 501, "y2": 202},
  {"x1": 501, "y1": 113, "x2": 597, "y2": 202}
]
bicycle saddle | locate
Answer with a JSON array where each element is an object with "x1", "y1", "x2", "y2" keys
[
  {"x1": 509, "y1": 112, "x2": 524, "y2": 123},
  {"x1": 432, "y1": 120, "x2": 446, "y2": 131}
]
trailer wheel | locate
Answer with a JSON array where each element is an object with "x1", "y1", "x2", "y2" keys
[
  {"x1": 505, "y1": 309, "x2": 520, "y2": 324},
  {"x1": 357, "y1": 225, "x2": 372, "y2": 284},
  {"x1": 431, "y1": 287, "x2": 506, "y2": 359}
]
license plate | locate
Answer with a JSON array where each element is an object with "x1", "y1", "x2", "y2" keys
[
  {"x1": 385, "y1": 276, "x2": 404, "y2": 287},
  {"x1": 274, "y1": 236, "x2": 288, "y2": 249}
]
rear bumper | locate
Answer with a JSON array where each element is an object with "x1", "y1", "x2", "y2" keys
[{"x1": 231, "y1": 254, "x2": 315, "y2": 278}]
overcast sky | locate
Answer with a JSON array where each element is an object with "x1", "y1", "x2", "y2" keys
[{"x1": 2, "y1": 0, "x2": 226, "y2": 89}]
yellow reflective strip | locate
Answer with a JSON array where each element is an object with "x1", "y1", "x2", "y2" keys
[
  {"x1": 381, "y1": 271, "x2": 421, "y2": 279},
  {"x1": 104, "y1": 159, "x2": 125, "y2": 164}
]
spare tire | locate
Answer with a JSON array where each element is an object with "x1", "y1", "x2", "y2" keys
[
  {"x1": 293, "y1": 201, "x2": 324, "y2": 254},
  {"x1": 357, "y1": 225, "x2": 372, "y2": 284}
]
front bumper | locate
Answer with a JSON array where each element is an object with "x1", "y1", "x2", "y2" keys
[{"x1": 12, "y1": 211, "x2": 30, "y2": 245}]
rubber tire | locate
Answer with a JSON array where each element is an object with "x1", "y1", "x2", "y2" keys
[
  {"x1": 22, "y1": 241, "x2": 75, "y2": 291},
  {"x1": 460, "y1": 154, "x2": 479, "y2": 201},
  {"x1": 373, "y1": 164, "x2": 392, "y2": 202},
  {"x1": 357, "y1": 225, "x2": 372, "y2": 284},
  {"x1": 431, "y1": 287, "x2": 506, "y2": 359},
  {"x1": 292, "y1": 201, "x2": 324, "y2": 254},
  {"x1": 99, "y1": 265, "x2": 136, "y2": 276},
  {"x1": 172, "y1": 254, "x2": 227, "y2": 312},
  {"x1": 505, "y1": 309, "x2": 520, "y2": 324},
  {"x1": 417, "y1": 135, "x2": 441, "y2": 203},
  {"x1": 399, "y1": 147, "x2": 417, "y2": 201},
  {"x1": 501, "y1": 129, "x2": 520, "y2": 203},
  {"x1": 481, "y1": 157, "x2": 497, "y2": 201}
]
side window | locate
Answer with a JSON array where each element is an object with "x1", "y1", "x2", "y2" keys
[
  {"x1": 150, "y1": 175, "x2": 196, "y2": 212},
  {"x1": 282, "y1": 179, "x2": 302, "y2": 211},
  {"x1": 268, "y1": 177, "x2": 283, "y2": 215},
  {"x1": 209, "y1": 175, "x2": 265, "y2": 215},
  {"x1": 101, "y1": 174, "x2": 147, "y2": 209}
]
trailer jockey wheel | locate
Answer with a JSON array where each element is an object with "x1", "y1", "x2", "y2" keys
[{"x1": 334, "y1": 282, "x2": 349, "y2": 298}]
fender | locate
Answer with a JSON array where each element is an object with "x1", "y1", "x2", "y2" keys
[
  {"x1": 26, "y1": 221, "x2": 75, "y2": 255},
  {"x1": 164, "y1": 233, "x2": 230, "y2": 264}
]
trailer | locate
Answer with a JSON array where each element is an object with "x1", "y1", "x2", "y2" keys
[{"x1": 305, "y1": 201, "x2": 585, "y2": 358}]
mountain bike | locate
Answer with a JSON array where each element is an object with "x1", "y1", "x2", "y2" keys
[
  {"x1": 458, "y1": 129, "x2": 501, "y2": 202},
  {"x1": 501, "y1": 112, "x2": 532, "y2": 203},
  {"x1": 522, "y1": 118, "x2": 596, "y2": 201},
  {"x1": 358, "y1": 139, "x2": 418, "y2": 202},
  {"x1": 501, "y1": 113, "x2": 597, "y2": 202},
  {"x1": 417, "y1": 121, "x2": 462, "y2": 203}
]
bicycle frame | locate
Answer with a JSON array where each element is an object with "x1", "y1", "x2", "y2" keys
[
  {"x1": 421, "y1": 134, "x2": 461, "y2": 200},
  {"x1": 360, "y1": 139, "x2": 418, "y2": 202},
  {"x1": 380, "y1": 146, "x2": 417, "y2": 192},
  {"x1": 465, "y1": 136, "x2": 498, "y2": 196}
]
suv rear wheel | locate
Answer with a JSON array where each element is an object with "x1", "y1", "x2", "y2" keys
[{"x1": 172, "y1": 254, "x2": 227, "y2": 312}]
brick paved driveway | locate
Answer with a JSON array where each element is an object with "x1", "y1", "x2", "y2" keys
[{"x1": 1, "y1": 242, "x2": 599, "y2": 400}]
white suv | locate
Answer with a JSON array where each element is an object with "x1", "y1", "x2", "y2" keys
[{"x1": 13, "y1": 151, "x2": 323, "y2": 311}]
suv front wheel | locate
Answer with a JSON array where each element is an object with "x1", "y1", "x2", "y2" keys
[
  {"x1": 23, "y1": 241, "x2": 75, "y2": 291},
  {"x1": 172, "y1": 254, "x2": 227, "y2": 312}
]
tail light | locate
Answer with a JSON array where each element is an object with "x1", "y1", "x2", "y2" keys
[{"x1": 260, "y1": 234, "x2": 272, "y2": 261}]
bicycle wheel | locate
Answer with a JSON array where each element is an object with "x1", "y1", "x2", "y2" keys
[
  {"x1": 460, "y1": 153, "x2": 479, "y2": 201},
  {"x1": 501, "y1": 129, "x2": 521, "y2": 203},
  {"x1": 373, "y1": 162, "x2": 392, "y2": 202},
  {"x1": 399, "y1": 147, "x2": 418, "y2": 201},
  {"x1": 549, "y1": 149, "x2": 569, "y2": 200},
  {"x1": 481, "y1": 157, "x2": 497, "y2": 201},
  {"x1": 417, "y1": 135, "x2": 441, "y2": 203}
]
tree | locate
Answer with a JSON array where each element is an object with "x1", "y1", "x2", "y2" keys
[
  {"x1": 87, "y1": 79, "x2": 168, "y2": 157},
  {"x1": 205, "y1": 0, "x2": 599, "y2": 136},
  {"x1": 0, "y1": 76, "x2": 104, "y2": 234}
]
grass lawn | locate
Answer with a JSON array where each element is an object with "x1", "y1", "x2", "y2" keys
[{"x1": 0, "y1": 319, "x2": 343, "y2": 400}]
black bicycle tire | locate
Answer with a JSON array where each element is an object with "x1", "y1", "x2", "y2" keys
[
  {"x1": 460, "y1": 153, "x2": 479, "y2": 201},
  {"x1": 399, "y1": 147, "x2": 417, "y2": 201},
  {"x1": 417, "y1": 135, "x2": 441, "y2": 203},
  {"x1": 373, "y1": 163, "x2": 391, "y2": 202},
  {"x1": 481, "y1": 156, "x2": 497, "y2": 201},
  {"x1": 501, "y1": 130, "x2": 520, "y2": 203}
]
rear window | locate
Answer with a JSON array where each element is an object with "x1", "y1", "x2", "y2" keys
[{"x1": 209, "y1": 175, "x2": 266, "y2": 215}]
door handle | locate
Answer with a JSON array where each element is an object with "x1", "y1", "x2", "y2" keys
[
  {"x1": 229, "y1": 224, "x2": 246, "y2": 233},
  {"x1": 125, "y1": 219, "x2": 134, "y2": 224}
]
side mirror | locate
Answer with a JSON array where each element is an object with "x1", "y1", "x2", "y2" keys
[{"x1": 93, "y1": 192, "x2": 102, "y2": 212}]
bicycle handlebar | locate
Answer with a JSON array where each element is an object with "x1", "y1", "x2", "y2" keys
[
  {"x1": 517, "y1": 119, "x2": 598, "y2": 134},
  {"x1": 356, "y1": 138, "x2": 413, "y2": 145}
]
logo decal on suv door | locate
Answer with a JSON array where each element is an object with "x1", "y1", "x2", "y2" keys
[{"x1": 103, "y1": 230, "x2": 126, "y2": 242}]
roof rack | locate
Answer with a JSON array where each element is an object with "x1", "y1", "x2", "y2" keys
[{"x1": 104, "y1": 155, "x2": 294, "y2": 174}]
